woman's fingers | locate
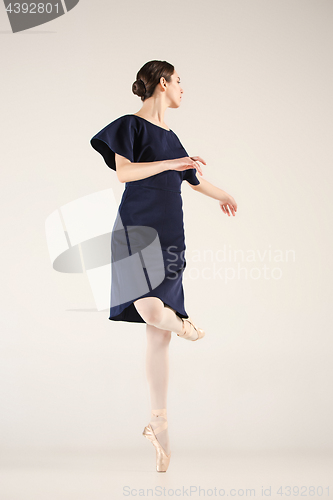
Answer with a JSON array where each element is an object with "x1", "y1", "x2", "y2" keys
[
  {"x1": 220, "y1": 202, "x2": 237, "y2": 216},
  {"x1": 186, "y1": 161, "x2": 201, "y2": 175},
  {"x1": 188, "y1": 156, "x2": 206, "y2": 176},
  {"x1": 193, "y1": 161, "x2": 203, "y2": 176},
  {"x1": 190, "y1": 156, "x2": 207, "y2": 165},
  {"x1": 227, "y1": 204, "x2": 236, "y2": 216}
]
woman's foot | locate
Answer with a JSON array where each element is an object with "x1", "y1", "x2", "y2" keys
[
  {"x1": 181, "y1": 318, "x2": 198, "y2": 340},
  {"x1": 143, "y1": 409, "x2": 171, "y2": 472},
  {"x1": 150, "y1": 415, "x2": 171, "y2": 455},
  {"x1": 177, "y1": 317, "x2": 205, "y2": 341}
]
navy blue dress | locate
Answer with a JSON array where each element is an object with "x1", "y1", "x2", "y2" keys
[{"x1": 90, "y1": 114, "x2": 200, "y2": 323}]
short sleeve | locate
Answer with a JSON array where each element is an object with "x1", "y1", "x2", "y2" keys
[
  {"x1": 182, "y1": 168, "x2": 200, "y2": 186},
  {"x1": 175, "y1": 134, "x2": 201, "y2": 186},
  {"x1": 90, "y1": 115, "x2": 136, "y2": 171}
]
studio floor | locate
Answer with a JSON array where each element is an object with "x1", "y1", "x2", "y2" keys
[{"x1": 0, "y1": 449, "x2": 332, "y2": 499}]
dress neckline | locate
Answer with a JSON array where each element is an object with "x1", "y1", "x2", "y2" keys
[{"x1": 130, "y1": 114, "x2": 171, "y2": 132}]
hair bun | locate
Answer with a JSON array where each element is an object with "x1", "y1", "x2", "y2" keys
[{"x1": 132, "y1": 78, "x2": 146, "y2": 97}]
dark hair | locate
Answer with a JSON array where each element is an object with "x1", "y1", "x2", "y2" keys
[{"x1": 132, "y1": 60, "x2": 175, "y2": 101}]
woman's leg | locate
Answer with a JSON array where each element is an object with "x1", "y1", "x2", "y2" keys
[
  {"x1": 145, "y1": 323, "x2": 171, "y2": 455},
  {"x1": 134, "y1": 297, "x2": 198, "y2": 340}
]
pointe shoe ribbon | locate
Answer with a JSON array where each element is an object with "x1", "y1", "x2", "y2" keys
[
  {"x1": 149, "y1": 409, "x2": 168, "y2": 434},
  {"x1": 142, "y1": 408, "x2": 171, "y2": 472},
  {"x1": 177, "y1": 317, "x2": 205, "y2": 341}
]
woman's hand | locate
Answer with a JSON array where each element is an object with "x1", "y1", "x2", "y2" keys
[
  {"x1": 165, "y1": 156, "x2": 206, "y2": 176},
  {"x1": 219, "y1": 193, "x2": 237, "y2": 216}
]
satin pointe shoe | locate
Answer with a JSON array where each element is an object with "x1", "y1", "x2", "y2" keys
[
  {"x1": 177, "y1": 317, "x2": 205, "y2": 341},
  {"x1": 142, "y1": 408, "x2": 171, "y2": 472}
]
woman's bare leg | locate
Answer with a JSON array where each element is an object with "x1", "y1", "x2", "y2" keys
[
  {"x1": 145, "y1": 323, "x2": 171, "y2": 455},
  {"x1": 135, "y1": 297, "x2": 199, "y2": 457},
  {"x1": 134, "y1": 297, "x2": 198, "y2": 340}
]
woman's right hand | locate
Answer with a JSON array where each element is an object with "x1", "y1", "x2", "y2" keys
[{"x1": 165, "y1": 156, "x2": 205, "y2": 176}]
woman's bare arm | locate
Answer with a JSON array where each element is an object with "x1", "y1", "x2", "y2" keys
[
  {"x1": 115, "y1": 153, "x2": 203, "y2": 183},
  {"x1": 189, "y1": 176, "x2": 238, "y2": 216},
  {"x1": 115, "y1": 154, "x2": 168, "y2": 183},
  {"x1": 190, "y1": 176, "x2": 224, "y2": 199}
]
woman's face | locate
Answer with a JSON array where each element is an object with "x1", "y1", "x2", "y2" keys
[{"x1": 164, "y1": 70, "x2": 183, "y2": 108}]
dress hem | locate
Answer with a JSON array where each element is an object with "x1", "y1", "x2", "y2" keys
[{"x1": 109, "y1": 299, "x2": 189, "y2": 324}]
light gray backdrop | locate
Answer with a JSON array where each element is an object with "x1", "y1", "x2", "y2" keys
[{"x1": 1, "y1": 0, "x2": 332, "y2": 456}]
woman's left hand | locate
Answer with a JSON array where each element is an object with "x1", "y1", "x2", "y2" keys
[
  {"x1": 189, "y1": 156, "x2": 206, "y2": 176},
  {"x1": 219, "y1": 194, "x2": 237, "y2": 216}
]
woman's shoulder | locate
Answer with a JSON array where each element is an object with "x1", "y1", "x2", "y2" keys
[
  {"x1": 111, "y1": 113, "x2": 135, "y2": 122},
  {"x1": 92, "y1": 114, "x2": 141, "y2": 138},
  {"x1": 111, "y1": 114, "x2": 141, "y2": 126},
  {"x1": 107, "y1": 114, "x2": 143, "y2": 135}
]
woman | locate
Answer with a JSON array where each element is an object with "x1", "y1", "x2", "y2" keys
[{"x1": 90, "y1": 60, "x2": 237, "y2": 472}]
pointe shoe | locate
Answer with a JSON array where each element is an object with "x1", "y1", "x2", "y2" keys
[
  {"x1": 177, "y1": 317, "x2": 205, "y2": 341},
  {"x1": 142, "y1": 408, "x2": 171, "y2": 472}
]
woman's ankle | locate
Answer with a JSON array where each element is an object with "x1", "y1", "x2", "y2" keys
[{"x1": 180, "y1": 318, "x2": 199, "y2": 340}]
